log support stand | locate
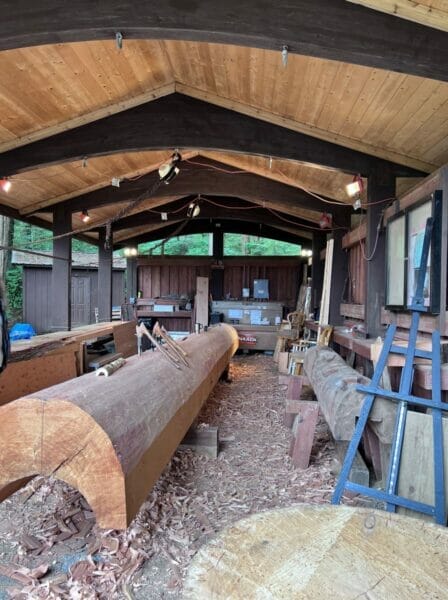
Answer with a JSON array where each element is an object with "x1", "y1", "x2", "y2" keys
[{"x1": 288, "y1": 401, "x2": 319, "y2": 469}]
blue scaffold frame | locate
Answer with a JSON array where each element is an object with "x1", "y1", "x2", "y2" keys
[{"x1": 332, "y1": 216, "x2": 447, "y2": 525}]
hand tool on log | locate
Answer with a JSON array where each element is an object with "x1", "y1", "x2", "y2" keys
[
  {"x1": 152, "y1": 322, "x2": 189, "y2": 367},
  {"x1": 137, "y1": 322, "x2": 182, "y2": 369},
  {"x1": 95, "y1": 357, "x2": 126, "y2": 377},
  {"x1": 0, "y1": 324, "x2": 239, "y2": 529}
]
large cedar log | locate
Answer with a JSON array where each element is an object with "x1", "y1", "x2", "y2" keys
[
  {"x1": 0, "y1": 324, "x2": 238, "y2": 529},
  {"x1": 303, "y1": 345, "x2": 396, "y2": 443}
]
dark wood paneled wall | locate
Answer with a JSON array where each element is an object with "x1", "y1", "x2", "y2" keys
[
  {"x1": 138, "y1": 264, "x2": 211, "y2": 299},
  {"x1": 23, "y1": 267, "x2": 125, "y2": 333},
  {"x1": 137, "y1": 257, "x2": 301, "y2": 309},
  {"x1": 348, "y1": 243, "x2": 366, "y2": 305}
]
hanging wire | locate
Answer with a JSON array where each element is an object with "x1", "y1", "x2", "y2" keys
[{"x1": 358, "y1": 210, "x2": 385, "y2": 262}]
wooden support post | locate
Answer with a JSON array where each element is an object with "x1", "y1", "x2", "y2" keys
[
  {"x1": 98, "y1": 228, "x2": 113, "y2": 323},
  {"x1": 311, "y1": 231, "x2": 326, "y2": 320},
  {"x1": 278, "y1": 351, "x2": 289, "y2": 374},
  {"x1": 125, "y1": 256, "x2": 137, "y2": 302},
  {"x1": 195, "y1": 276, "x2": 210, "y2": 328},
  {"x1": 211, "y1": 228, "x2": 224, "y2": 300},
  {"x1": 365, "y1": 167, "x2": 395, "y2": 338},
  {"x1": 50, "y1": 206, "x2": 71, "y2": 331},
  {"x1": 0, "y1": 324, "x2": 238, "y2": 529},
  {"x1": 284, "y1": 376, "x2": 304, "y2": 427},
  {"x1": 289, "y1": 401, "x2": 319, "y2": 469},
  {"x1": 329, "y1": 213, "x2": 350, "y2": 326}
]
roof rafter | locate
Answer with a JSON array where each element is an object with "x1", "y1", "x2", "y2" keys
[
  {"x1": 0, "y1": 1, "x2": 447, "y2": 81},
  {"x1": 346, "y1": 0, "x2": 448, "y2": 32},
  {"x1": 109, "y1": 196, "x2": 316, "y2": 234},
  {"x1": 0, "y1": 93, "x2": 423, "y2": 178},
  {"x1": 46, "y1": 158, "x2": 348, "y2": 223},
  {"x1": 115, "y1": 219, "x2": 312, "y2": 248}
]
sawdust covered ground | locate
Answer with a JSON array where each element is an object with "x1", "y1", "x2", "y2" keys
[{"x1": 0, "y1": 353, "x2": 337, "y2": 599}]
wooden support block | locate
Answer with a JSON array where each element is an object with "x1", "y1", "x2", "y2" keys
[
  {"x1": 278, "y1": 352, "x2": 289, "y2": 374},
  {"x1": 179, "y1": 426, "x2": 219, "y2": 459},
  {"x1": 335, "y1": 442, "x2": 370, "y2": 488},
  {"x1": 362, "y1": 424, "x2": 384, "y2": 483},
  {"x1": 289, "y1": 401, "x2": 319, "y2": 469},
  {"x1": 284, "y1": 376, "x2": 305, "y2": 428},
  {"x1": 286, "y1": 375, "x2": 304, "y2": 400},
  {"x1": 278, "y1": 374, "x2": 291, "y2": 386}
]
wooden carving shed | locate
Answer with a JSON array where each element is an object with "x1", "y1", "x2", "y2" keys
[
  {"x1": 0, "y1": 1, "x2": 447, "y2": 597},
  {"x1": 0, "y1": 4, "x2": 447, "y2": 329}
]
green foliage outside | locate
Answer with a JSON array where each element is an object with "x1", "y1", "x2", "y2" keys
[
  {"x1": 5, "y1": 220, "x2": 96, "y2": 322},
  {"x1": 139, "y1": 233, "x2": 212, "y2": 256},
  {"x1": 224, "y1": 234, "x2": 300, "y2": 256},
  {"x1": 139, "y1": 233, "x2": 301, "y2": 256},
  {"x1": 13, "y1": 220, "x2": 96, "y2": 253}
]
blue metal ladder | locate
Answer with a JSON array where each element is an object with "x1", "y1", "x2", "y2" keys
[{"x1": 332, "y1": 217, "x2": 447, "y2": 525}]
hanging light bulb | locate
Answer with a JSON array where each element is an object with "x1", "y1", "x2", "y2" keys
[
  {"x1": 80, "y1": 210, "x2": 91, "y2": 223},
  {"x1": 346, "y1": 174, "x2": 364, "y2": 198},
  {"x1": 0, "y1": 178, "x2": 11, "y2": 192},
  {"x1": 319, "y1": 213, "x2": 332, "y2": 229},
  {"x1": 158, "y1": 151, "x2": 182, "y2": 184},
  {"x1": 187, "y1": 201, "x2": 201, "y2": 218}
]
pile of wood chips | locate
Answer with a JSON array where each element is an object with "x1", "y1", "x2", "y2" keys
[{"x1": 0, "y1": 354, "x2": 337, "y2": 599}]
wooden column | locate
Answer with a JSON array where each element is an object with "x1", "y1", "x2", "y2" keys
[
  {"x1": 126, "y1": 257, "x2": 137, "y2": 302},
  {"x1": 365, "y1": 168, "x2": 395, "y2": 338},
  {"x1": 311, "y1": 231, "x2": 327, "y2": 319},
  {"x1": 50, "y1": 206, "x2": 71, "y2": 331},
  {"x1": 329, "y1": 213, "x2": 351, "y2": 326},
  {"x1": 98, "y1": 228, "x2": 112, "y2": 323},
  {"x1": 211, "y1": 228, "x2": 224, "y2": 300}
]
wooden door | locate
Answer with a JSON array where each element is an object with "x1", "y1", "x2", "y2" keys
[{"x1": 71, "y1": 276, "x2": 91, "y2": 327}]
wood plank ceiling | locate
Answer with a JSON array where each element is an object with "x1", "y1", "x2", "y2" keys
[{"x1": 0, "y1": 31, "x2": 447, "y2": 244}]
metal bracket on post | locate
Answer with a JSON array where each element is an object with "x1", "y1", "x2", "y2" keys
[{"x1": 332, "y1": 217, "x2": 447, "y2": 525}]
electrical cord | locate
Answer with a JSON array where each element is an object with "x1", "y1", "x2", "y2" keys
[
  {"x1": 359, "y1": 210, "x2": 384, "y2": 261},
  {"x1": 0, "y1": 282, "x2": 9, "y2": 374}
]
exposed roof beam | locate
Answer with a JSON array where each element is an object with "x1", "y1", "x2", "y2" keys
[
  {"x1": 116, "y1": 219, "x2": 311, "y2": 248},
  {"x1": 19, "y1": 150, "x2": 199, "y2": 216},
  {"x1": 346, "y1": 0, "x2": 448, "y2": 33},
  {"x1": 109, "y1": 196, "x2": 315, "y2": 235},
  {"x1": 180, "y1": 85, "x2": 435, "y2": 174},
  {"x1": 113, "y1": 220, "x2": 183, "y2": 243},
  {"x1": 0, "y1": 94, "x2": 423, "y2": 178},
  {"x1": 46, "y1": 158, "x2": 347, "y2": 221},
  {"x1": 0, "y1": 83, "x2": 175, "y2": 155},
  {"x1": 0, "y1": 1, "x2": 447, "y2": 81}
]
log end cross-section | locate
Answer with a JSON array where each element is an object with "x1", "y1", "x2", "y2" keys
[{"x1": 0, "y1": 397, "x2": 126, "y2": 529}]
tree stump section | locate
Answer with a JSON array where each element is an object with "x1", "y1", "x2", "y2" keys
[{"x1": 184, "y1": 505, "x2": 448, "y2": 599}]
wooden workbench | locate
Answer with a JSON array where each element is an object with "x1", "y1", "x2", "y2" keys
[{"x1": 1, "y1": 321, "x2": 137, "y2": 405}]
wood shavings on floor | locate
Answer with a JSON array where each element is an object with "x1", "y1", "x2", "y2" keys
[{"x1": 0, "y1": 354, "x2": 339, "y2": 599}]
